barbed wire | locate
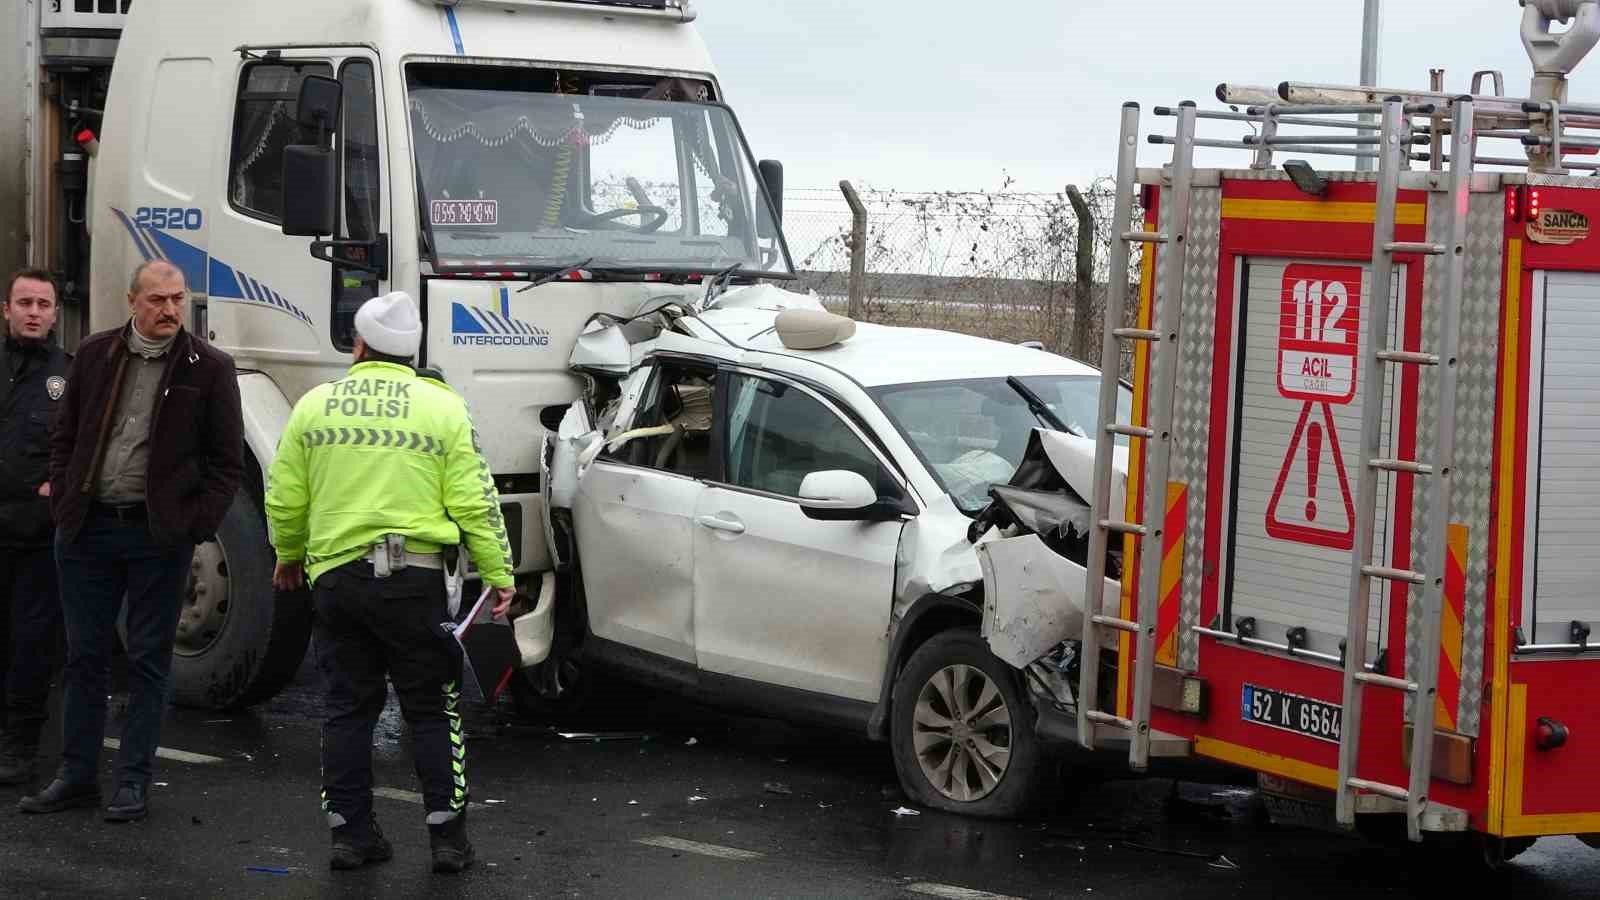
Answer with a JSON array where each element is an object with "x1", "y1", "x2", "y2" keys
[{"x1": 777, "y1": 181, "x2": 1143, "y2": 375}]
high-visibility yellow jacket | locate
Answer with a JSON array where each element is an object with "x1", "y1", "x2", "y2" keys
[{"x1": 265, "y1": 361, "x2": 514, "y2": 587}]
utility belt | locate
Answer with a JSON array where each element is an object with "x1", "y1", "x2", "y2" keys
[
  {"x1": 362, "y1": 534, "x2": 446, "y2": 576},
  {"x1": 363, "y1": 533, "x2": 468, "y2": 619}
]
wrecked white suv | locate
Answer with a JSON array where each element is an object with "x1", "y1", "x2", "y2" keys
[{"x1": 535, "y1": 284, "x2": 1128, "y2": 817}]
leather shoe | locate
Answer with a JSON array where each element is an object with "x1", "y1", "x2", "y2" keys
[
  {"x1": 105, "y1": 783, "x2": 148, "y2": 823},
  {"x1": 19, "y1": 777, "x2": 101, "y2": 814}
]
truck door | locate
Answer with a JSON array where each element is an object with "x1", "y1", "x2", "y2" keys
[
  {"x1": 211, "y1": 49, "x2": 388, "y2": 394},
  {"x1": 1226, "y1": 259, "x2": 1406, "y2": 661}
]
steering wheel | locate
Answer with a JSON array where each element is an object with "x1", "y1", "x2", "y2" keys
[{"x1": 578, "y1": 205, "x2": 670, "y2": 234}]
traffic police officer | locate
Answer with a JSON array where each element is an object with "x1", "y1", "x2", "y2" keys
[
  {"x1": 0, "y1": 269, "x2": 69, "y2": 786},
  {"x1": 265, "y1": 291, "x2": 514, "y2": 874}
]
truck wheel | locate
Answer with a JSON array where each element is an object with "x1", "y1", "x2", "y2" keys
[
  {"x1": 170, "y1": 488, "x2": 312, "y2": 710},
  {"x1": 890, "y1": 630, "x2": 1048, "y2": 818}
]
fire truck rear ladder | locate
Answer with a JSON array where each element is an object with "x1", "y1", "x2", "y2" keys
[
  {"x1": 1335, "y1": 97, "x2": 1477, "y2": 843},
  {"x1": 1076, "y1": 101, "x2": 1197, "y2": 770}
]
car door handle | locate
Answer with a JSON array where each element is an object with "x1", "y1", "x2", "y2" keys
[{"x1": 695, "y1": 515, "x2": 746, "y2": 535}]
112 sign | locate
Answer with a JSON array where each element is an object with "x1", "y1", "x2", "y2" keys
[{"x1": 1278, "y1": 264, "x2": 1362, "y2": 405}]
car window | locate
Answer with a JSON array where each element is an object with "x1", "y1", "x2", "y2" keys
[
  {"x1": 604, "y1": 362, "x2": 717, "y2": 478},
  {"x1": 871, "y1": 374, "x2": 1131, "y2": 513},
  {"x1": 723, "y1": 374, "x2": 887, "y2": 499}
]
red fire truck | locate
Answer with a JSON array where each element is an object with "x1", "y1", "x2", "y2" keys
[{"x1": 1074, "y1": 0, "x2": 1600, "y2": 863}]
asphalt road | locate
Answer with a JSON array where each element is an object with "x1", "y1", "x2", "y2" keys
[{"x1": 2, "y1": 658, "x2": 1597, "y2": 899}]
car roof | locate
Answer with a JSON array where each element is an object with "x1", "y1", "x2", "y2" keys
[{"x1": 692, "y1": 294, "x2": 1103, "y2": 389}]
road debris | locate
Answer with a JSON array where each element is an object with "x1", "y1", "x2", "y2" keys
[
  {"x1": 891, "y1": 806, "x2": 922, "y2": 817},
  {"x1": 557, "y1": 731, "x2": 654, "y2": 742},
  {"x1": 1123, "y1": 841, "x2": 1241, "y2": 871}
]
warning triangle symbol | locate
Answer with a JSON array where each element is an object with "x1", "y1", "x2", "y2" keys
[{"x1": 1265, "y1": 401, "x2": 1356, "y2": 550}]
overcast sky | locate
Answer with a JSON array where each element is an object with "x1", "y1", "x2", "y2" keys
[{"x1": 698, "y1": 0, "x2": 1600, "y2": 194}]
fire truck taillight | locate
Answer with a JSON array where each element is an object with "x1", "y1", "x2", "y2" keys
[
  {"x1": 1535, "y1": 716, "x2": 1569, "y2": 751},
  {"x1": 1510, "y1": 186, "x2": 1544, "y2": 223}
]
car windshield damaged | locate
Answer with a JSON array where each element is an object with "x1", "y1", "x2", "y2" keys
[{"x1": 872, "y1": 376, "x2": 1133, "y2": 513}]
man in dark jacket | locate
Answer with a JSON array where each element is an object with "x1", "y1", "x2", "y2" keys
[
  {"x1": 0, "y1": 269, "x2": 70, "y2": 787},
  {"x1": 20, "y1": 259, "x2": 243, "y2": 823}
]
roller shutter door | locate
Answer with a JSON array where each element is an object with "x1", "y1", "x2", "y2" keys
[
  {"x1": 1528, "y1": 271, "x2": 1600, "y2": 644},
  {"x1": 1226, "y1": 258, "x2": 1402, "y2": 657}
]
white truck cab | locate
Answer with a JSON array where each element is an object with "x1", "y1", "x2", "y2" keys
[{"x1": 89, "y1": 0, "x2": 793, "y2": 708}]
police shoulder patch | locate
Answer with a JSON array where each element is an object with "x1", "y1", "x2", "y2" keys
[{"x1": 46, "y1": 376, "x2": 66, "y2": 401}]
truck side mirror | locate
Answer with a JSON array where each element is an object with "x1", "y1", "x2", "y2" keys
[
  {"x1": 295, "y1": 75, "x2": 344, "y2": 141},
  {"x1": 281, "y1": 75, "x2": 342, "y2": 239},
  {"x1": 281, "y1": 145, "x2": 336, "y2": 237},
  {"x1": 758, "y1": 159, "x2": 784, "y2": 233}
]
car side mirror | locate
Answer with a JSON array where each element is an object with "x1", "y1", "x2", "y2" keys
[{"x1": 798, "y1": 470, "x2": 900, "y2": 521}]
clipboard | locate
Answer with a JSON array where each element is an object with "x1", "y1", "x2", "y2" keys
[{"x1": 449, "y1": 587, "x2": 522, "y2": 704}]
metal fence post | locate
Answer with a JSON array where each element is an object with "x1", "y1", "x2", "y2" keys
[
  {"x1": 839, "y1": 180, "x2": 868, "y2": 320},
  {"x1": 1065, "y1": 184, "x2": 1095, "y2": 360}
]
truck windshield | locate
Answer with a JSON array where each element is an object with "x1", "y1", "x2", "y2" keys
[
  {"x1": 407, "y1": 72, "x2": 793, "y2": 277},
  {"x1": 872, "y1": 375, "x2": 1132, "y2": 513}
]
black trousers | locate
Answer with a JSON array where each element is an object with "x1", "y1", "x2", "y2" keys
[
  {"x1": 0, "y1": 545, "x2": 63, "y2": 747},
  {"x1": 312, "y1": 562, "x2": 466, "y2": 825}
]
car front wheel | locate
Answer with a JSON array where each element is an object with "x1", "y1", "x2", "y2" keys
[{"x1": 890, "y1": 630, "x2": 1048, "y2": 818}]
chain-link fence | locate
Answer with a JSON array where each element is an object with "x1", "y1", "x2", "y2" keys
[{"x1": 779, "y1": 182, "x2": 1143, "y2": 376}]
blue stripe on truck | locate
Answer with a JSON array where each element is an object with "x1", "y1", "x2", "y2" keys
[{"x1": 443, "y1": 5, "x2": 465, "y2": 54}]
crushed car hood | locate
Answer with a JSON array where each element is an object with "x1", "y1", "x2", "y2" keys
[{"x1": 969, "y1": 429, "x2": 1128, "y2": 669}]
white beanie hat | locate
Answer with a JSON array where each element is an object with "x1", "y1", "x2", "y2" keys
[{"x1": 355, "y1": 291, "x2": 422, "y2": 358}]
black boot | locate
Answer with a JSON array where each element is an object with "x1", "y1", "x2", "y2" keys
[
  {"x1": 18, "y1": 774, "x2": 101, "y2": 813},
  {"x1": 330, "y1": 813, "x2": 393, "y2": 870},
  {"x1": 0, "y1": 733, "x2": 37, "y2": 786},
  {"x1": 428, "y1": 811, "x2": 475, "y2": 874}
]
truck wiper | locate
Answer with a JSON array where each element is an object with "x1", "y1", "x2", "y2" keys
[
  {"x1": 1006, "y1": 376, "x2": 1070, "y2": 434},
  {"x1": 516, "y1": 258, "x2": 596, "y2": 293},
  {"x1": 701, "y1": 263, "x2": 745, "y2": 308}
]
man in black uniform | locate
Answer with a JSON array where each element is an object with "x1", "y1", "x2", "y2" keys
[{"x1": 0, "y1": 269, "x2": 69, "y2": 786}]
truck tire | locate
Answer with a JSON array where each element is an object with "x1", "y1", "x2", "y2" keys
[
  {"x1": 890, "y1": 630, "x2": 1049, "y2": 818},
  {"x1": 170, "y1": 488, "x2": 312, "y2": 710}
]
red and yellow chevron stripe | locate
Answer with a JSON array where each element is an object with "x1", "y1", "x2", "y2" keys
[
  {"x1": 1156, "y1": 483, "x2": 1187, "y2": 666},
  {"x1": 1435, "y1": 523, "x2": 1468, "y2": 730}
]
